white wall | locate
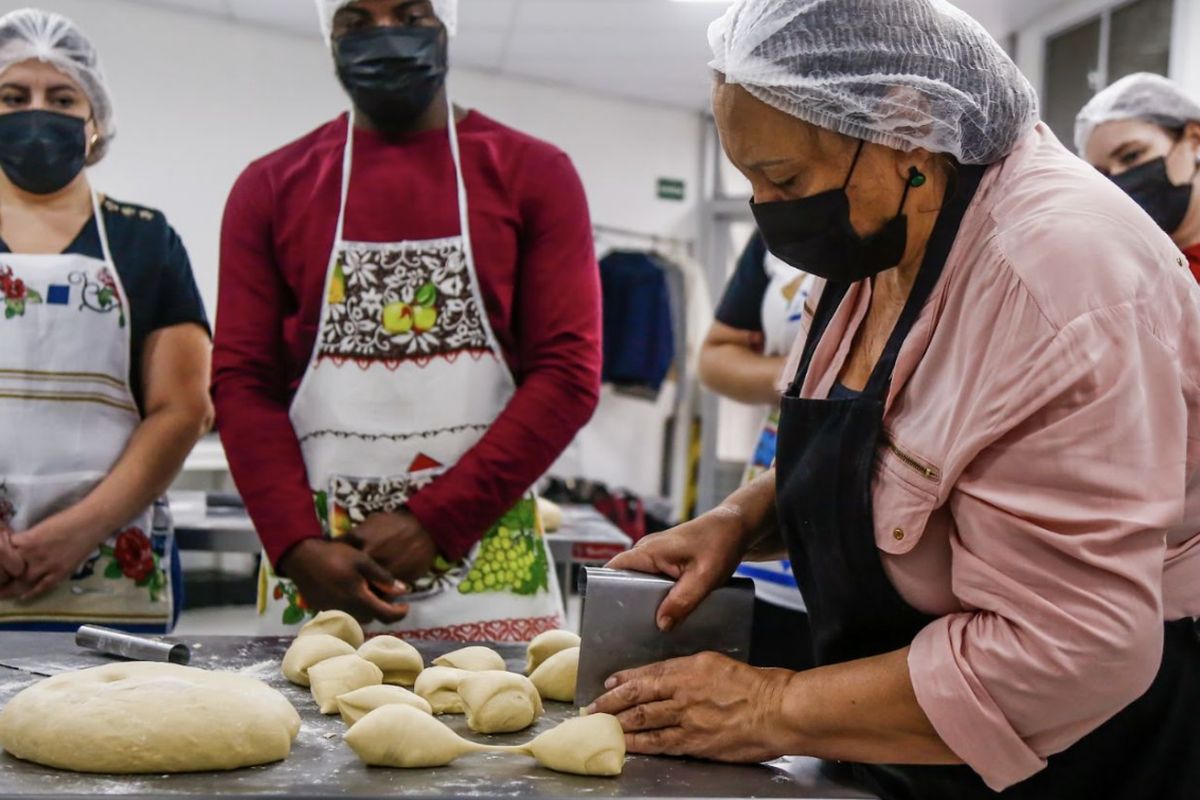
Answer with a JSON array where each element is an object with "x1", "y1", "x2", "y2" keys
[{"x1": 1, "y1": 0, "x2": 703, "y2": 317}]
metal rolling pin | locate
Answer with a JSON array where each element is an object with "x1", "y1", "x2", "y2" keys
[{"x1": 75, "y1": 625, "x2": 191, "y2": 665}]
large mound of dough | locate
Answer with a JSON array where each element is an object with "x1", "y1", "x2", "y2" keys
[{"x1": 0, "y1": 662, "x2": 300, "y2": 774}]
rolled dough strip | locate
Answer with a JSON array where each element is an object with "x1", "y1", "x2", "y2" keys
[
  {"x1": 337, "y1": 684, "x2": 432, "y2": 726},
  {"x1": 357, "y1": 636, "x2": 423, "y2": 686},
  {"x1": 299, "y1": 610, "x2": 364, "y2": 648},
  {"x1": 525, "y1": 629, "x2": 580, "y2": 674},
  {"x1": 529, "y1": 646, "x2": 579, "y2": 703}
]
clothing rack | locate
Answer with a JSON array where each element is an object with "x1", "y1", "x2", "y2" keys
[{"x1": 593, "y1": 224, "x2": 696, "y2": 258}]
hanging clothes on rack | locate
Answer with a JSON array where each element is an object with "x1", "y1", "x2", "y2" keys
[{"x1": 598, "y1": 250, "x2": 676, "y2": 395}]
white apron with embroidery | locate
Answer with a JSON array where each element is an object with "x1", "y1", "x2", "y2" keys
[
  {"x1": 258, "y1": 102, "x2": 563, "y2": 640},
  {"x1": 0, "y1": 192, "x2": 171, "y2": 629},
  {"x1": 734, "y1": 256, "x2": 816, "y2": 612}
]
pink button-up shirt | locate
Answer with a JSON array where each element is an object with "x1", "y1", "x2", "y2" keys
[{"x1": 783, "y1": 124, "x2": 1200, "y2": 791}]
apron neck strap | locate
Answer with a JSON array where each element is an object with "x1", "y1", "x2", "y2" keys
[
  {"x1": 90, "y1": 189, "x2": 115, "y2": 268},
  {"x1": 334, "y1": 89, "x2": 471, "y2": 254}
]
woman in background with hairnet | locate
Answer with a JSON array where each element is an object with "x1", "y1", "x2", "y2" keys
[
  {"x1": 594, "y1": 1, "x2": 1200, "y2": 797},
  {"x1": 0, "y1": 9, "x2": 212, "y2": 632},
  {"x1": 1077, "y1": 72, "x2": 1200, "y2": 281}
]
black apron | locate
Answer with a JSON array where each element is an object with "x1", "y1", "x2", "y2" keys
[{"x1": 775, "y1": 164, "x2": 1200, "y2": 800}]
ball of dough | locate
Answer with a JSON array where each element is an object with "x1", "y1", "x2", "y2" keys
[
  {"x1": 0, "y1": 663, "x2": 300, "y2": 774},
  {"x1": 538, "y1": 497, "x2": 563, "y2": 532},
  {"x1": 413, "y1": 666, "x2": 469, "y2": 714},
  {"x1": 357, "y1": 636, "x2": 423, "y2": 686},
  {"x1": 308, "y1": 654, "x2": 382, "y2": 714},
  {"x1": 345, "y1": 704, "x2": 473, "y2": 768},
  {"x1": 281, "y1": 634, "x2": 356, "y2": 687},
  {"x1": 458, "y1": 671, "x2": 543, "y2": 734},
  {"x1": 299, "y1": 609, "x2": 364, "y2": 648},
  {"x1": 529, "y1": 646, "x2": 579, "y2": 703},
  {"x1": 529, "y1": 713, "x2": 626, "y2": 777},
  {"x1": 525, "y1": 629, "x2": 580, "y2": 674},
  {"x1": 337, "y1": 684, "x2": 432, "y2": 726},
  {"x1": 432, "y1": 645, "x2": 506, "y2": 672}
]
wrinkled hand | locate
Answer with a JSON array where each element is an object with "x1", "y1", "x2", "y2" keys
[
  {"x1": 2, "y1": 519, "x2": 100, "y2": 601},
  {"x1": 280, "y1": 538, "x2": 410, "y2": 625},
  {"x1": 346, "y1": 510, "x2": 438, "y2": 585},
  {"x1": 0, "y1": 526, "x2": 25, "y2": 592},
  {"x1": 606, "y1": 507, "x2": 749, "y2": 631},
  {"x1": 589, "y1": 651, "x2": 793, "y2": 763}
]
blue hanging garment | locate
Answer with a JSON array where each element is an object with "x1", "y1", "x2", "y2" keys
[{"x1": 599, "y1": 250, "x2": 675, "y2": 394}]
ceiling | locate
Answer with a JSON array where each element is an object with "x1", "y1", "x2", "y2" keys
[{"x1": 123, "y1": 0, "x2": 1055, "y2": 110}]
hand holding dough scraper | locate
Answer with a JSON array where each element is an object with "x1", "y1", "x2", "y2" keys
[{"x1": 574, "y1": 567, "x2": 754, "y2": 707}]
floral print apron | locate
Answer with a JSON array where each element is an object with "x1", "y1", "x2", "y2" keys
[
  {"x1": 258, "y1": 99, "x2": 563, "y2": 640},
  {"x1": 0, "y1": 192, "x2": 171, "y2": 631}
]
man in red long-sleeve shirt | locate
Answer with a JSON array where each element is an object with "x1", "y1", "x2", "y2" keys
[{"x1": 212, "y1": 0, "x2": 601, "y2": 637}]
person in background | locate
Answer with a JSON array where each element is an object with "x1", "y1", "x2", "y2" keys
[
  {"x1": 1077, "y1": 72, "x2": 1200, "y2": 281},
  {"x1": 698, "y1": 232, "x2": 816, "y2": 671},
  {"x1": 213, "y1": 0, "x2": 601, "y2": 637},
  {"x1": 0, "y1": 9, "x2": 212, "y2": 632},
  {"x1": 594, "y1": 1, "x2": 1200, "y2": 797}
]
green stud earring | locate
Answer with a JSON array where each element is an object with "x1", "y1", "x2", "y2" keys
[{"x1": 908, "y1": 168, "x2": 927, "y2": 188}]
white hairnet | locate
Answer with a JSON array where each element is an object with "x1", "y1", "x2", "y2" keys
[
  {"x1": 1074, "y1": 73, "x2": 1200, "y2": 154},
  {"x1": 708, "y1": 0, "x2": 1039, "y2": 165},
  {"x1": 0, "y1": 8, "x2": 114, "y2": 165},
  {"x1": 317, "y1": 0, "x2": 458, "y2": 42}
]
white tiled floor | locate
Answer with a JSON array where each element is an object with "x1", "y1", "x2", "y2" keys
[{"x1": 174, "y1": 594, "x2": 583, "y2": 637}]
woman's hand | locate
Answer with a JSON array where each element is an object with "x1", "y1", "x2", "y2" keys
[
  {"x1": 607, "y1": 507, "x2": 752, "y2": 632},
  {"x1": 588, "y1": 651, "x2": 794, "y2": 763},
  {"x1": 0, "y1": 527, "x2": 25, "y2": 591},
  {"x1": 2, "y1": 517, "x2": 104, "y2": 600}
]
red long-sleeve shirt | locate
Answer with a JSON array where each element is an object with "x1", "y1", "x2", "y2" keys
[{"x1": 212, "y1": 111, "x2": 602, "y2": 566}]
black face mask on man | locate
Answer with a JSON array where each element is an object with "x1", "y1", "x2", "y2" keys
[
  {"x1": 335, "y1": 25, "x2": 448, "y2": 134},
  {"x1": 1111, "y1": 144, "x2": 1199, "y2": 235},
  {"x1": 0, "y1": 110, "x2": 88, "y2": 196},
  {"x1": 751, "y1": 141, "x2": 924, "y2": 284}
]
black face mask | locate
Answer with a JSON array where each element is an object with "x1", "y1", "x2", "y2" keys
[
  {"x1": 751, "y1": 141, "x2": 916, "y2": 283},
  {"x1": 0, "y1": 110, "x2": 88, "y2": 196},
  {"x1": 1111, "y1": 153, "x2": 1197, "y2": 235},
  {"x1": 335, "y1": 25, "x2": 448, "y2": 134}
]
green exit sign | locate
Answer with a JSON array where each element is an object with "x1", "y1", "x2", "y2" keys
[{"x1": 657, "y1": 178, "x2": 686, "y2": 202}]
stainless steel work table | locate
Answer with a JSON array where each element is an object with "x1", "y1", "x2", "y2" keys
[{"x1": 0, "y1": 634, "x2": 876, "y2": 800}]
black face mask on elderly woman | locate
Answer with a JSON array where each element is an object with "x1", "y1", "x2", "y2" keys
[
  {"x1": 751, "y1": 141, "x2": 921, "y2": 283},
  {"x1": 335, "y1": 25, "x2": 448, "y2": 133}
]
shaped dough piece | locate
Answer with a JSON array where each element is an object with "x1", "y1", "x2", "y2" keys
[
  {"x1": 458, "y1": 671, "x2": 544, "y2": 734},
  {"x1": 281, "y1": 634, "x2": 356, "y2": 687},
  {"x1": 345, "y1": 704, "x2": 476, "y2": 768},
  {"x1": 298, "y1": 610, "x2": 364, "y2": 648},
  {"x1": 538, "y1": 497, "x2": 563, "y2": 532},
  {"x1": 413, "y1": 666, "x2": 469, "y2": 714},
  {"x1": 525, "y1": 629, "x2": 580, "y2": 674},
  {"x1": 527, "y1": 713, "x2": 626, "y2": 777},
  {"x1": 308, "y1": 654, "x2": 382, "y2": 714},
  {"x1": 336, "y1": 684, "x2": 432, "y2": 726},
  {"x1": 432, "y1": 645, "x2": 506, "y2": 672},
  {"x1": 357, "y1": 636, "x2": 423, "y2": 686},
  {"x1": 529, "y1": 646, "x2": 579, "y2": 703},
  {"x1": 0, "y1": 662, "x2": 300, "y2": 774}
]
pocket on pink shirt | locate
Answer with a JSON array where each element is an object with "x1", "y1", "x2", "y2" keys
[{"x1": 874, "y1": 435, "x2": 941, "y2": 555}]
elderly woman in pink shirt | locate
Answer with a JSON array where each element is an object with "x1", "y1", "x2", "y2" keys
[{"x1": 591, "y1": 2, "x2": 1200, "y2": 798}]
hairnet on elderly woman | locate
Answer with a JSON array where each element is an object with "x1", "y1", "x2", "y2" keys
[
  {"x1": 0, "y1": 7, "x2": 115, "y2": 164},
  {"x1": 708, "y1": 0, "x2": 1039, "y2": 165}
]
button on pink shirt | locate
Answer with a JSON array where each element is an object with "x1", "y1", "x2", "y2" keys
[{"x1": 783, "y1": 124, "x2": 1200, "y2": 791}]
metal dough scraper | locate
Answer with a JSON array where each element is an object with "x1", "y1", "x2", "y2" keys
[{"x1": 575, "y1": 567, "x2": 755, "y2": 707}]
